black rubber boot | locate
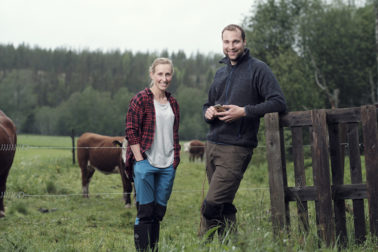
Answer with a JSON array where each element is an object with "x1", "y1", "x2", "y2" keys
[
  {"x1": 149, "y1": 220, "x2": 160, "y2": 251},
  {"x1": 218, "y1": 203, "x2": 237, "y2": 242},
  {"x1": 218, "y1": 213, "x2": 237, "y2": 242},
  {"x1": 198, "y1": 214, "x2": 220, "y2": 241},
  {"x1": 134, "y1": 223, "x2": 152, "y2": 252},
  {"x1": 199, "y1": 200, "x2": 223, "y2": 241}
]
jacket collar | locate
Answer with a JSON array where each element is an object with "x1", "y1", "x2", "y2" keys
[
  {"x1": 219, "y1": 48, "x2": 250, "y2": 66},
  {"x1": 145, "y1": 87, "x2": 171, "y2": 99}
]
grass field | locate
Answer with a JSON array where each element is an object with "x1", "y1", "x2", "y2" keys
[{"x1": 0, "y1": 135, "x2": 376, "y2": 251}]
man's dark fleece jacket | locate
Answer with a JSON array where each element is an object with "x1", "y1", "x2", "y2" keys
[{"x1": 203, "y1": 48, "x2": 287, "y2": 148}]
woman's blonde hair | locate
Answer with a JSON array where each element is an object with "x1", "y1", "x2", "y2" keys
[{"x1": 149, "y1": 58, "x2": 174, "y2": 87}]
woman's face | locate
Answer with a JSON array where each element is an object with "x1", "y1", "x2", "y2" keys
[{"x1": 150, "y1": 63, "x2": 173, "y2": 92}]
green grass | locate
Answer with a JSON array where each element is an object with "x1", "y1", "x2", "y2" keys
[{"x1": 0, "y1": 135, "x2": 376, "y2": 251}]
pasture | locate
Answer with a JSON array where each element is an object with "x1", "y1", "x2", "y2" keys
[{"x1": 0, "y1": 135, "x2": 376, "y2": 251}]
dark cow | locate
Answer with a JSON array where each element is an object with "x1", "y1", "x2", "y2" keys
[
  {"x1": 77, "y1": 132, "x2": 133, "y2": 208},
  {"x1": 0, "y1": 110, "x2": 17, "y2": 218},
  {"x1": 188, "y1": 140, "x2": 205, "y2": 162}
]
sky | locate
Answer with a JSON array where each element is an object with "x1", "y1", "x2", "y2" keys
[{"x1": 0, "y1": 0, "x2": 254, "y2": 56}]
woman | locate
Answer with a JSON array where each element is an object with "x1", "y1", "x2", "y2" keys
[{"x1": 125, "y1": 58, "x2": 180, "y2": 251}]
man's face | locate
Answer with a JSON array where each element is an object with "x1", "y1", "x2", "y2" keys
[{"x1": 222, "y1": 29, "x2": 246, "y2": 65}]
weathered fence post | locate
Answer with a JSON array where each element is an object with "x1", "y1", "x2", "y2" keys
[
  {"x1": 291, "y1": 126, "x2": 309, "y2": 232},
  {"x1": 347, "y1": 122, "x2": 366, "y2": 243},
  {"x1": 311, "y1": 109, "x2": 335, "y2": 246},
  {"x1": 266, "y1": 105, "x2": 378, "y2": 246},
  {"x1": 264, "y1": 112, "x2": 287, "y2": 234},
  {"x1": 71, "y1": 129, "x2": 75, "y2": 164},
  {"x1": 361, "y1": 105, "x2": 378, "y2": 236},
  {"x1": 328, "y1": 123, "x2": 347, "y2": 246}
]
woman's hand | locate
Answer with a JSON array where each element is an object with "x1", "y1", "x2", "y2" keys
[{"x1": 130, "y1": 144, "x2": 144, "y2": 161}]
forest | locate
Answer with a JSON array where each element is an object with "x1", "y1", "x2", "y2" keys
[{"x1": 0, "y1": 0, "x2": 376, "y2": 140}]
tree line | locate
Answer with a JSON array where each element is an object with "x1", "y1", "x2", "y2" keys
[
  {"x1": 0, "y1": 47, "x2": 219, "y2": 139},
  {"x1": 0, "y1": 0, "x2": 376, "y2": 140}
]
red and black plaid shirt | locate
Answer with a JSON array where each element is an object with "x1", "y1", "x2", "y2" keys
[{"x1": 125, "y1": 88, "x2": 180, "y2": 177}]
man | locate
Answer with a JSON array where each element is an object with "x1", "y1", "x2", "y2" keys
[{"x1": 200, "y1": 24, "x2": 286, "y2": 239}]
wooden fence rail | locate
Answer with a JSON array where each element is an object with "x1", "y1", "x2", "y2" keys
[{"x1": 264, "y1": 105, "x2": 378, "y2": 246}]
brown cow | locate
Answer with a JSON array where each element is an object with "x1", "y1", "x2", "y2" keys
[
  {"x1": 188, "y1": 140, "x2": 205, "y2": 162},
  {"x1": 0, "y1": 110, "x2": 17, "y2": 218},
  {"x1": 77, "y1": 132, "x2": 133, "y2": 208}
]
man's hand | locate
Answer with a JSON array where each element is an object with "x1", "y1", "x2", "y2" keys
[
  {"x1": 217, "y1": 105, "x2": 246, "y2": 123},
  {"x1": 205, "y1": 106, "x2": 218, "y2": 120}
]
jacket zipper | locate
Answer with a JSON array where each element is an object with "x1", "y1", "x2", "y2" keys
[
  {"x1": 224, "y1": 66, "x2": 243, "y2": 140},
  {"x1": 225, "y1": 66, "x2": 235, "y2": 103}
]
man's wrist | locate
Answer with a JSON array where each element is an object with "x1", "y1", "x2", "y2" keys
[{"x1": 242, "y1": 107, "x2": 247, "y2": 117}]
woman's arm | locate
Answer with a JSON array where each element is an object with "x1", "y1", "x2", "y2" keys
[{"x1": 130, "y1": 144, "x2": 144, "y2": 162}]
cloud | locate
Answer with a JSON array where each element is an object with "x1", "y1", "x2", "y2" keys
[{"x1": 0, "y1": 0, "x2": 252, "y2": 54}]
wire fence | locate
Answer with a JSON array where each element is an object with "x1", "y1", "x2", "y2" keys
[
  {"x1": 0, "y1": 144, "x2": 126, "y2": 151},
  {"x1": 0, "y1": 140, "x2": 360, "y2": 200},
  {"x1": 0, "y1": 143, "x2": 361, "y2": 151},
  {"x1": 1, "y1": 187, "x2": 269, "y2": 200}
]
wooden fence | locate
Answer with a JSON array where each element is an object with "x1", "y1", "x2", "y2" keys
[{"x1": 264, "y1": 105, "x2": 378, "y2": 246}]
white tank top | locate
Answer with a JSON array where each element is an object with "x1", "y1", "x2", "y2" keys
[{"x1": 145, "y1": 99, "x2": 175, "y2": 168}]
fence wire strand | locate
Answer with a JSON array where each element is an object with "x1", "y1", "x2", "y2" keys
[
  {"x1": 0, "y1": 143, "x2": 361, "y2": 151},
  {"x1": 2, "y1": 187, "x2": 269, "y2": 199}
]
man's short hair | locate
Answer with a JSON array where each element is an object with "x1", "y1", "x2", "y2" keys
[{"x1": 222, "y1": 24, "x2": 246, "y2": 41}]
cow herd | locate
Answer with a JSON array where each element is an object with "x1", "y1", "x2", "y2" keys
[{"x1": 0, "y1": 110, "x2": 206, "y2": 217}]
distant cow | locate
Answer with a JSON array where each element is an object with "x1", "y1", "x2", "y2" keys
[
  {"x1": 188, "y1": 140, "x2": 205, "y2": 162},
  {"x1": 77, "y1": 133, "x2": 133, "y2": 208},
  {"x1": 0, "y1": 110, "x2": 17, "y2": 218}
]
